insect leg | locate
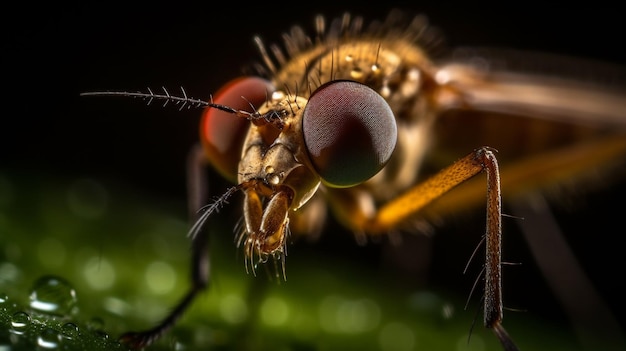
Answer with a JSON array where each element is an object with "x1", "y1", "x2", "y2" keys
[
  {"x1": 119, "y1": 229, "x2": 210, "y2": 349},
  {"x1": 119, "y1": 144, "x2": 212, "y2": 349},
  {"x1": 368, "y1": 147, "x2": 518, "y2": 351},
  {"x1": 418, "y1": 134, "x2": 626, "y2": 220},
  {"x1": 186, "y1": 143, "x2": 211, "y2": 217}
]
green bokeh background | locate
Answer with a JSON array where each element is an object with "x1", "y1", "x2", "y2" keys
[{"x1": 0, "y1": 172, "x2": 594, "y2": 351}]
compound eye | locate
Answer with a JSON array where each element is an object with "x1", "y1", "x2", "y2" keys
[
  {"x1": 302, "y1": 80, "x2": 397, "y2": 187},
  {"x1": 200, "y1": 77, "x2": 274, "y2": 182}
]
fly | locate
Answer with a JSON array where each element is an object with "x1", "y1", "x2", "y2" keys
[{"x1": 81, "y1": 9, "x2": 626, "y2": 351}]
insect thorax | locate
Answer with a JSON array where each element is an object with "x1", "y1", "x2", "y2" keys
[{"x1": 273, "y1": 39, "x2": 437, "y2": 125}]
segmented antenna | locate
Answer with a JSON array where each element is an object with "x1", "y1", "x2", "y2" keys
[
  {"x1": 80, "y1": 86, "x2": 210, "y2": 111},
  {"x1": 81, "y1": 87, "x2": 286, "y2": 128}
]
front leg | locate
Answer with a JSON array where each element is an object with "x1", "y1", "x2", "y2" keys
[
  {"x1": 348, "y1": 147, "x2": 517, "y2": 351},
  {"x1": 119, "y1": 144, "x2": 213, "y2": 349}
]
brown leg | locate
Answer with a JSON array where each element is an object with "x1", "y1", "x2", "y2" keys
[
  {"x1": 368, "y1": 147, "x2": 517, "y2": 351},
  {"x1": 119, "y1": 144, "x2": 212, "y2": 349}
]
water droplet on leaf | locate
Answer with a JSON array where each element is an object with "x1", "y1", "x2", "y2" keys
[
  {"x1": 10, "y1": 311, "x2": 30, "y2": 335},
  {"x1": 0, "y1": 292, "x2": 8, "y2": 307},
  {"x1": 61, "y1": 322, "x2": 79, "y2": 340},
  {"x1": 37, "y1": 327, "x2": 60, "y2": 349},
  {"x1": 29, "y1": 276, "x2": 77, "y2": 316}
]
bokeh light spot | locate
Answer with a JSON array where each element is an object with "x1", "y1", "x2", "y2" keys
[
  {"x1": 83, "y1": 257, "x2": 116, "y2": 290},
  {"x1": 145, "y1": 261, "x2": 177, "y2": 294},
  {"x1": 260, "y1": 296, "x2": 289, "y2": 327}
]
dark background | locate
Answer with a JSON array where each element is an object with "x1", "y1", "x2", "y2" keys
[
  {"x1": 6, "y1": 3, "x2": 624, "y2": 189},
  {"x1": 4, "y1": 2, "x2": 625, "y2": 347}
]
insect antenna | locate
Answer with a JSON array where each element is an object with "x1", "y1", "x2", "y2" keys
[
  {"x1": 188, "y1": 185, "x2": 241, "y2": 240},
  {"x1": 81, "y1": 87, "x2": 283, "y2": 124},
  {"x1": 80, "y1": 87, "x2": 210, "y2": 110}
]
